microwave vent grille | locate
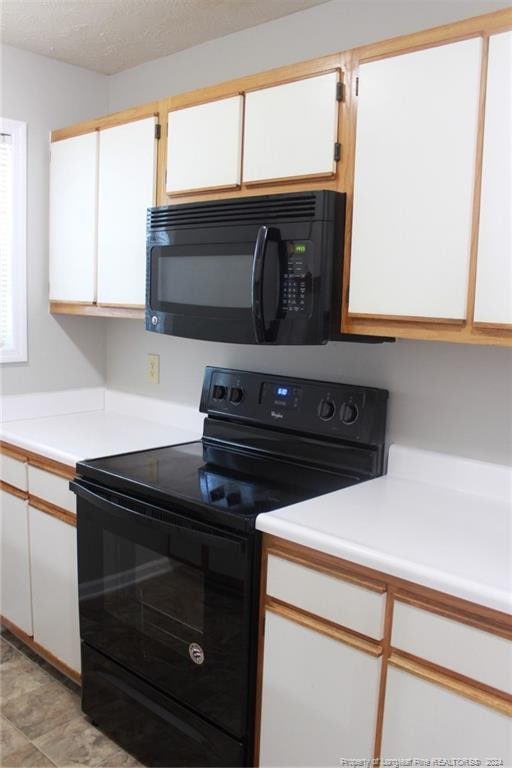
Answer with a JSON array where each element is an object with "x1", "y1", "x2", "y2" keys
[{"x1": 148, "y1": 192, "x2": 324, "y2": 230}]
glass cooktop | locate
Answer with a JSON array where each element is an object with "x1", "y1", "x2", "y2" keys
[{"x1": 77, "y1": 440, "x2": 359, "y2": 531}]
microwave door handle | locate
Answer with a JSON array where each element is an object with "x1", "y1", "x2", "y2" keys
[{"x1": 251, "y1": 225, "x2": 280, "y2": 343}]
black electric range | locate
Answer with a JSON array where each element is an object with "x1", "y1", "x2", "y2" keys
[{"x1": 71, "y1": 367, "x2": 388, "y2": 768}]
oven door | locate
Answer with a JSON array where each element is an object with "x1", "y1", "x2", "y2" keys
[
  {"x1": 146, "y1": 221, "x2": 328, "y2": 345},
  {"x1": 73, "y1": 479, "x2": 256, "y2": 739}
]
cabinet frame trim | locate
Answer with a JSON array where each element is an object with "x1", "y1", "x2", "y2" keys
[
  {"x1": 266, "y1": 539, "x2": 387, "y2": 594},
  {"x1": 465, "y1": 35, "x2": 490, "y2": 326},
  {"x1": 49, "y1": 301, "x2": 145, "y2": 319},
  {"x1": 1, "y1": 441, "x2": 75, "y2": 480},
  {"x1": 266, "y1": 596, "x2": 383, "y2": 657},
  {"x1": 390, "y1": 647, "x2": 512, "y2": 707},
  {"x1": 394, "y1": 589, "x2": 512, "y2": 641},
  {"x1": 51, "y1": 103, "x2": 161, "y2": 143},
  {"x1": 389, "y1": 651, "x2": 512, "y2": 716},
  {"x1": 373, "y1": 588, "x2": 395, "y2": 759},
  {"x1": 0, "y1": 480, "x2": 28, "y2": 500},
  {"x1": 28, "y1": 495, "x2": 76, "y2": 528}
]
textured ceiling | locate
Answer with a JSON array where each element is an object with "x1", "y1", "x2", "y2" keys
[{"x1": 0, "y1": 0, "x2": 332, "y2": 74}]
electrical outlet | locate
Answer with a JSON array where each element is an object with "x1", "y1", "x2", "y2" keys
[{"x1": 147, "y1": 354, "x2": 160, "y2": 385}]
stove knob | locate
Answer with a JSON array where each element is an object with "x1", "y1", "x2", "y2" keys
[
  {"x1": 340, "y1": 402, "x2": 358, "y2": 425},
  {"x1": 318, "y1": 398, "x2": 336, "y2": 421},
  {"x1": 229, "y1": 387, "x2": 244, "y2": 405},
  {"x1": 212, "y1": 384, "x2": 227, "y2": 400}
]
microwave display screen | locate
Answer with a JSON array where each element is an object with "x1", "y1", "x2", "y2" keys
[{"x1": 155, "y1": 250, "x2": 253, "y2": 309}]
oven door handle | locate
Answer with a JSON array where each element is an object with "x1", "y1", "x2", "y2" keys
[
  {"x1": 71, "y1": 479, "x2": 247, "y2": 549},
  {"x1": 70, "y1": 480, "x2": 146, "y2": 520},
  {"x1": 251, "y1": 225, "x2": 280, "y2": 343}
]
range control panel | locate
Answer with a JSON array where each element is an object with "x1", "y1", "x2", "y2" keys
[
  {"x1": 280, "y1": 242, "x2": 313, "y2": 316},
  {"x1": 200, "y1": 367, "x2": 388, "y2": 447}
]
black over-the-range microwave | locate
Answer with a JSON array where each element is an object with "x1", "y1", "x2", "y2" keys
[{"x1": 145, "y1": 191, "x2": 390, "y2": 345}]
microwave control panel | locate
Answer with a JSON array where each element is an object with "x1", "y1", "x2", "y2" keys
[{"x1": 281, "y1": 242, "x2": 313, "y2": 315}]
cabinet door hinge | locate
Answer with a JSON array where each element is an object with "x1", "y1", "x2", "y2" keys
[
  {"x1": 155, "y1": 123, "x2": 161, "y2": 140},
  {"x1": 355, "y1": 77, "x2": 359, "y2": 96},
  {"x1": 336, "y1": 81, "x2": 345, "y2": 102},
  {"x1": 334, "y1": 142, "x2": 341, "y2": 162}
]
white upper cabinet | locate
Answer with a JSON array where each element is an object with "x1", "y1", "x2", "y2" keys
[
  {"x1": 349, "y1": 39, "x2": 482, "y2": 319},
  {"x1": 474, "y1": 31, "x2": 512, "y2": 326},
  {"x1": 243, "y1": 71, "x2": 340, "y2": 184},
  {"x1": 97, "y1": 116, "x2": 157, "y2": 306},
  {"x1": 49, "y1": 132, "x2": 98, "y2": 302},
  {"x1": 166, "y1": 96, "x2": 243, "y2": 194}
]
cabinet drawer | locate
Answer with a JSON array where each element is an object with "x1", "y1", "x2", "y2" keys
[
  {"x1": 266, "y1": 554, "x2": 386, "y2": 640},
  {"x1": 28, "y1": 466, "x2": 75, "y2": 514},
  {"x1": 392, "y1": 600, "x2": 512, "y2": 694},
  {"x1": 0, "y1": 453, "x2": 28, "y2": 491}
]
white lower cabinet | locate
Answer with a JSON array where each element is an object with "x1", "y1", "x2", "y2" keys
[
  {"x1": 381, "y1": 666, "x2": 512, "y2": 762},
  {"x1": 259, "y1": 611, "x2": 380, "y2": 767},
  {"x1": 29, "y1": 506, "x2": 81, "y2": 673},
  {"x1": 0, "y1": 491, "x2": 32, "y2": 635}
]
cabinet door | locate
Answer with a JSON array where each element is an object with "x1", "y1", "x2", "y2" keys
[
  {"x1": 349, "y1": 39, "x2": 482, "y2": 319},
  {"x1": 49, "y1": 132, "x2": 98, "y2": 302},
  {"x1": 381, "y1": 666, "x2": 512, "y2": 762},
  {"x1": 166, "y1": 96, "x2": 243, "y2": 194},
  {"x1": 259, "y1": 611, "x2": 380, "y2": 766},
  {"x1": 29, "y1": 507, "x2": 80, "y2": 673},
  {"x1": 243, "y1": 71, "x2": 339, "y2": 184},
  {"x1": 97, "y1": 117, "x2": 157, "y2": 306},
  {"x1": 0, "y1": 491, "x2": 32, "y2": 635},
  {"x1": 474, "y1": 31, "x2": 512, "y2": 326}
]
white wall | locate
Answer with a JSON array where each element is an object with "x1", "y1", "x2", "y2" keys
[
  {"x1": 106, "y1": 0, "x2": 512, "y2": 465},
  {"x1": 0, "y1": 45, "x2": 109, "y2": 396},
  {"x1": 108, "y1": 0, "x2": 509, "y2": 110}
]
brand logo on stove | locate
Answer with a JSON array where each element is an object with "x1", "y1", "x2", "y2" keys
[
  {"x1": 189, "y1": 643, "x2": 205, "y2": 665},
  {"x1": 271, "y1": 410, "x2": 284, "y2": 420}
]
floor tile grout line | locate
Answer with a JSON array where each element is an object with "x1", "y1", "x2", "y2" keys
[
  {"x1": 1, "y1": 640, "x2": 82, "y2": 767},
  {"x1": 0, "y1": 711, "x2": 59, "y2": 767}
]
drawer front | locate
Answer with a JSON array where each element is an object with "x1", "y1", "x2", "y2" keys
[
  {"x1": 266, "y1": 554, "x2": 386, "y2": 640},
  {"x1": 392, "y1": 600, "x2": 512, "y2": 695},
  {"x1": 28, "y1": 465, "x2": 75, "y2": 514},
  {"x1": 0, "y1": 453, "x2": 28, "y2": 491}
]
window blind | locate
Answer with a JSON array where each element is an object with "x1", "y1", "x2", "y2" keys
[{"x1": 0, "y1": 131, "x2": 13, "y2": 352}]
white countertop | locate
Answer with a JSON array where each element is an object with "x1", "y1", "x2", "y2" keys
[
  {"x1": 0, "y1": 388, "x2": 203, "y2": 465},
  {"x1": 3, "y1": 388, "x2": 510, "y2": 613},
  {"x1": 256, "y1": 445, "x2": 512, "y2": 614}
]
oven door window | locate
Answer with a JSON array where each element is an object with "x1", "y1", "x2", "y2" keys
[
  {"x1": 150, "y1": 242, "x2": 255, "y2": 317},
  {"x1": 77, "y1": 492, "x2": 252, "y2": 738}
]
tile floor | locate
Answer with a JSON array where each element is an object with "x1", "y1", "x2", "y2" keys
[{"x1": 0, "y1": 628, "x2": 142, "y2": 767}]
